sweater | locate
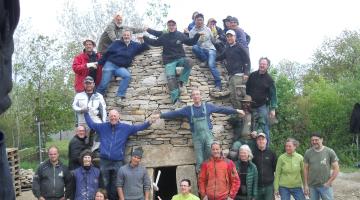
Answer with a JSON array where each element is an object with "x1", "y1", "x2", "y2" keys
[
  {"x1": 274, "y1": 152, "x2": 304, "y2": 191},
  {"x1": 216, "y1": 42, "x2": 251, "y2": 76},
  {"x1": 252, "y1": 148, "x2": 277, "y2": 187},
  {"x1": 84, "y1": 113, "x2": 150, "y2": 161},
  {"x1": 160, "y1": 102, "x2": 238, "y2": 132},
  {"x1": 68, "y1": 135, "x2": 89, "y2": 171},
  {"x1": 246, "y1": 70, "x2": 277, "y2": 109},
  {"x1": 116, "y1": 163, "x2": 151, "y2": 200},
  {"x1": 99, "y1": 40, "x2": 149, "y2": 68},
  {"x1": 143, "y1": 31, "x2": 200, "y2": 64}
]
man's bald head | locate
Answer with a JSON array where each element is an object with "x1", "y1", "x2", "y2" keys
[{"x1": 109, "y1": 109, "x2": 120, "y2": 125}]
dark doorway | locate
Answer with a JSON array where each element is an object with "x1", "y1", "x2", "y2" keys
[{"x1": 153, "y1": 166, "x2": 177, "y2": 200}]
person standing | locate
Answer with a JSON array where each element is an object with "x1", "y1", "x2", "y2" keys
[
  {"x1": 32, "y1": 146, "x2": 72, "y2": 200},
  {"x1": 153, "y1": 88, "x2": 244, "y2": 171},
  {"x1": 304, "y1": 133, "x2": 339, "y2": 200},
  {"x1": 234, "y1": 145, "x2": 258, "y2": 200},
  {"x1": 68, "y1": 125, "x2": 90, "y2": 171},
  {"x1": 84, "y1": 109, "x2": 155, "y2": 200},
  {"x1": 71, "y1": 149, "x2": 100, "y2": 200},
  {"x1": 252, "y1": 133, "x2": 277, "y2": 200},
  {"x1": 274, "y1": 138, "x2": 305, "y2": 200},
  {"x1": 246, "y1": 57, "x2": 277, "y2": 145},
  {"x1": 171, "y1": 179, "x2": 200, "y2": 200},
  {"x1": 116, "y1": 147, "x2": 151, "y2": 200},
  {"x1": 198, "y1": 141, "x2": 240, "y2": 200}
]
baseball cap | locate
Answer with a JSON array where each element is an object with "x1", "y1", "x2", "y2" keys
[
  {"x1": 257, "y1": 133, "x2": 266, "y2": 138},
  {"x1": 226, "y1": 30, "x2": 236, "y2": 35},
  {"x1": 167, "y1": 19, "x2": 176, "y2": 25},
  {"x1": 84, "y1": 76, "x2": 94, "y2": 83}
]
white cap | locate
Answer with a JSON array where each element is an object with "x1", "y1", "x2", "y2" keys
[{"x1": 226, "y1": 30, "x2": 236, "y2": 35}]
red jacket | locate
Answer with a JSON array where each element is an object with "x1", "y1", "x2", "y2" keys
[
  {"x1": 198, "y1": 157, "x2": 240, "y2": 200},
  {"x1": 72, "y1": 52, "x2": 102, "y2": 92}
]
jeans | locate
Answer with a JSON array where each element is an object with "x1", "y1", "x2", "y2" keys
[
  {"x1": 100, "y1": 158, "x2": 124, "y2": 200},
  {"x1": 192, "y1": 45, "x2": 221, "y2": 88},
  {"x1": 256, "y1": 104, "x2": 270, "y2": 146},
  {"x1": 257, "y1": 184, "x2": 274, "y2": 200},
  {"x1": 309, "y1": 186, "x2": 334, "y2": 200},
  {"x1": 97, "y1": 61, "x2": 131, "y2": 97},
  {"x1": 279, "y1": 186, "x2": 305, "y2": 200}
]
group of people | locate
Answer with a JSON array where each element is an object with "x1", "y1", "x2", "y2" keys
[{"x1": 30, "y1": 10, "x2": 340, "y2": 200}]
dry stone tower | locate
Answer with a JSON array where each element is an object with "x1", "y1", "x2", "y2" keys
[{"x1": 104, "y1": 46, "x2": 236, "y2": 199}]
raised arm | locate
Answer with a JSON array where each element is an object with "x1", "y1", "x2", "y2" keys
[
  {"x1": 84, "y1": 112, "x2": 101, "y2": 132},
  {"x1": 143, "y1": 35, "x2": 163, "y2": 47},
  {"x1": 146, "y1": 28, "x2": 164, "y2": 37},
  {"x1": 160, "y1": 107, "x2": 189, "y2": 120},
  {"x1": 207, "y1": 103, "x2": 240, "y2": 115},
  {"x1": 183, "y1": 33, "x2": 200, "y2": 46}
]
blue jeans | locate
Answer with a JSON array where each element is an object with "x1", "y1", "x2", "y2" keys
[
  {"x1": 309, "y1": 186, "x2": 334, "y2": 200},
  {"x1": 100, "y1": 158, "x2": 124, "y2": 200},
  {"x1": 192, "y1": 45, "x2": 221, "y2": 88},
  {"x1": 97, "y1": 61, "x2": 131, "y2": 97},
  {"x1": 279, "y1": 187, "x2": 305, "y2": 200},
  {"x1": 256, "y1": 104, "x2": 270, "y2": 145}
]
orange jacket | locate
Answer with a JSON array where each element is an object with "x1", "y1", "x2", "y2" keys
[{"x1": 198, "y1": 157, "x2": 240, "y2": 200}]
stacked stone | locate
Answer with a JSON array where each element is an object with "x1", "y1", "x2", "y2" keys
[{"x1": 104, "y1": 46, "x2": 236, "y2": 154}]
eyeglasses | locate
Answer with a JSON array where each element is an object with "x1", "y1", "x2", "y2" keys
[{"x1": 180, "y1": 185, "x2": 190, "y2": 187}]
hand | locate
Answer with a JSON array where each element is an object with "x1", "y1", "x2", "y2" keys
[
  {"x1": 80, "y1": 107, "x2": 88, "y2": 113},
  {"x1": 137, "y1": 35, "x2": 144, "y2": 43},
  {"x1": 243, "y1": 75, "x2": 248, "y2": 82},
  {"x1": 250, "y1": 131, "x2": 257, "y2": 138},
  {"x1": 143, "y1": 25, "x2": 149, "y2": 31},
  {"x1": 237, "y1": 109, "x2": 245, "y2": 116},
  {"x1": 39, "y1": 197, "x2": 45, "y2": 200},
  {"x1": 203, "y1": 196, "x2": 208, "y2": 200},
  {"x1": 184, "y1": 28, "x2": 189, "y2": 33},
  {"x1": 275, "y1": 191, "x2": 280, "y2": 198},
  {"x1": 226, "y1": 197, "x2": 233, "y2": 200},
  {"x1": 304, "y1": 185, "x2": 309, "y2": 196},
  {"x1": 269, "y1": 110, "x2": 276, "y2": 119},
  {"x1": 324, "y1": 181, "x2": 331, "y2": 187}
]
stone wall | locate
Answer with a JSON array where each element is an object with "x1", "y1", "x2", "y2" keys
[{"x1": 104, "y1": 46, "x2": 236, "y2": 194}]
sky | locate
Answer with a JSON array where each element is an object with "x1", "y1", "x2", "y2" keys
[{"x1": 19, "y1": 0, "x2": 360, "y2": 66}]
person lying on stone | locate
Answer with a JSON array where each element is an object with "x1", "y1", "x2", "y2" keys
[
  {"x1": 228, "y1": 95, "x2": 265, "y2": 161},
  {"x1": 143, "y1": 20, "x2": 201, "y2": 105},
  {"x1": 152, "y1": 88, "x2": 245, "y2": 172},
  {"x1": 97, "y1": 30, "x2": 149, "y2": 105}
]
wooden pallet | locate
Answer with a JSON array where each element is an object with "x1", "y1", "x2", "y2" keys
[{"x1": 6, "y1": 148, "x2": 21, "y2": 196}]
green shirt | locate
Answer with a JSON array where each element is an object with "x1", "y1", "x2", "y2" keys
[
  {"x1": 171, "y1": 193, "x2": 200, "y2": 200},
  {"x1": 274, "y1": 152, "x2": 304, "y2": 191},
  {"x1": 304, "y1": 146, "x2": 339, "y2": 187}
]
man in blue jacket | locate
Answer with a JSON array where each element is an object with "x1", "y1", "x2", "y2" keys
[
  {"x1": 97, "y1": 30, "x2": 150, "y2": 105},
  {"x1": 85, "y1": 109, "x2": 155, "y2": 200},
  {"x1": 153, "y1": 88, "x2": 244, "y2": 172}
]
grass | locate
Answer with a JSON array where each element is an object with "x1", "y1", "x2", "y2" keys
[{"x1": 341, "y1": 165, "x2": 360, "y2": 173}]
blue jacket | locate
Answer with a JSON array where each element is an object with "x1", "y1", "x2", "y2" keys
[
  {"x1": 73, "y1": 166, "x2": 100, "y2": 200},
  {"x1": 85, "y1": 113, "x2": 150, "y2": 161},
  {"x1": 99, "y1": 40, "x2": 149, "y2": 68},
  {"x1": 160, "y1": 102, "x2": 237, "y2": 132}
]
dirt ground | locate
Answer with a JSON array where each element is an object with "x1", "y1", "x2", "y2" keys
[{"x1": 17, "y1": 171, "x2": 360, "y2": 200}]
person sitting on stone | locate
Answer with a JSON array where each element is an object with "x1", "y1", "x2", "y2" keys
[
  {"x1": 72, "y1": 39, "x2": 102, "y2": 93},
  {"x1": 97, "y1": 30, "x2": 149, "y2": 105},
  {"x1": 153, "y1": 88, "x2": 245, "y2": 172},
  {"x1": 171, "y1": 179, "x2": 200, "y2": 200},
  {"x1": 98, "y1": 11, "x2": 144, "y2": 54},
  {"x1": 228, "y1": 95, "x2": 265, "y2": 160},
  {"x1": 184, "y1": 11, "x2": 199, "y2": 35},
  {"x1": 143, "y1": 20, "x2": 200, "y2": 105},
  {"x1": 223, "y1": 15, "x2": 233, "y2": 33},
  {"x1": 71, "y1": 149, "x2": 100, "y2": 200},
  {"x1": 229, "y1": 17, "x2": 250, "y2": 50},
  {"x1": 216, "y1": 30, "x2": 251, "y2": 108},
  {"x1": 207, "y1": 18, "x2": 226, "y2": 53},
  {"x1": 189, "y1": 13, "x2": 222, "y2": 92}
]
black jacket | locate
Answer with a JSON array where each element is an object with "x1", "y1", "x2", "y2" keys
[
  {"x1": 350, "y1": 103, "x2": 360, "y2": 134},
  {"x1": 32, "y1": 160, "x2": 72, "y2": 199},
  {"x1": 252, "y1": 147, "x2": 277, "y2": 187},
  {"x1": 216, "y1": 42, "x2": 251, "y2": 76},
  {"x1": 0, "y1": 132, "x2": 15, "y2": 200},
  {"x1": 246, "y1": 71, "x2": 276, "y2": 108},
  {"x1": 68, "y1": 135, "x2": 89, "y2": 171},
  {"x1": 144, "y1": 31, "x2": 200, "y2": 64}
]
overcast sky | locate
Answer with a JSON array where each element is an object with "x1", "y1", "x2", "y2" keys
[{"x1": 20, "y1": 0, "x2": 360, "y2": 66}]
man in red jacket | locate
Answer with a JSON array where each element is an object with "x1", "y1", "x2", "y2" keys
[
  {"x1": 72, "y1": 39, "x2": 102, "y2": 93},
  {"x1": 198, "y1": 141, "x2": 240, "y2": 200}
]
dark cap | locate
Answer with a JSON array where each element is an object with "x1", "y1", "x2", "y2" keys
[
  {"x1": 230, "y1": 17, "x2": 239, "y2": 24},
  {"x1": 84, "y1": 76, "x2": 94, "y2": 83},
  {"x1": 240, "y1": 95, "x2": 254, "y2": 102},
  {"x1": 223, "y1": 15, "x2": 233, "y2": 22},
  {"x1": 131, "y1": 147, "x2": 143, "y2": 158},
  {"x1": 167, "y1": 19, "x2": 176, "y2": 25}
]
